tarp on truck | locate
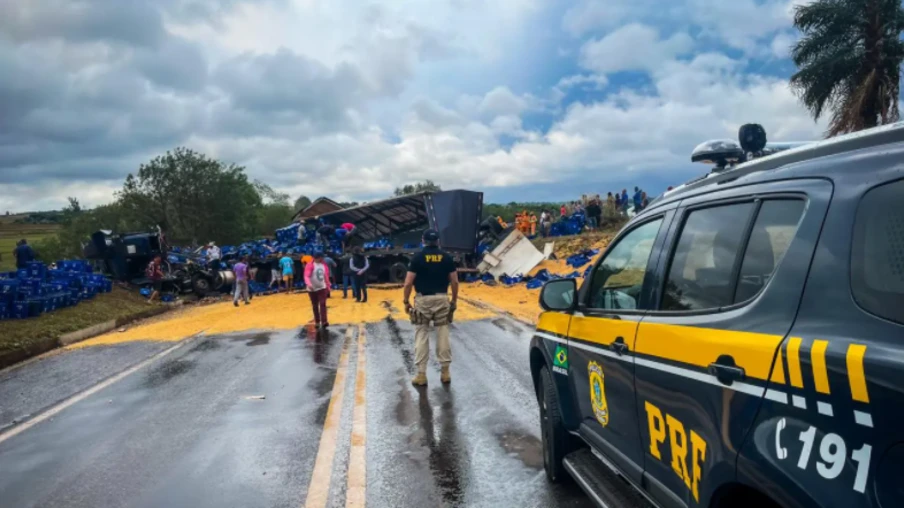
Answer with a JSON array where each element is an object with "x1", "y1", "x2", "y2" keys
[
  {"x1": 311, "y1": 190, "x2": 484, "y2": 253},
  {"x1": 425, "y1": 190, "x2": 483, "y2": 253}
]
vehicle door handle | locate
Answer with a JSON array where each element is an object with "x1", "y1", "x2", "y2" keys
[
  {"x1": 708, "y1": 355, "x2": 746, "y2": 386},
  {"x1": 610, "y1": 336, "x2": 628, "y2": 356}
]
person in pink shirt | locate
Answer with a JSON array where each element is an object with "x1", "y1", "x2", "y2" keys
[
  {"x1": 233, "y1": 256, "x2": 251, "y2": 307},
  {"x1": 304, "y1": 251, "x2": 331, "y2": 327}
]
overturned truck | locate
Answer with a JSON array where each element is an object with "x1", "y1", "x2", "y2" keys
[{"x1": 314, "y1": 190, "x2": 485, "y2": 282}]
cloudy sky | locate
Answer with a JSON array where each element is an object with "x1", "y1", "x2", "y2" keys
[{"x1": 0, "y1": 0, "x2": 825, "y2": 212}]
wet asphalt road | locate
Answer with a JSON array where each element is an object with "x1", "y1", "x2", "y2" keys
[{"x1": 0, "y1": 316, "x2": 592, "y2": 508}]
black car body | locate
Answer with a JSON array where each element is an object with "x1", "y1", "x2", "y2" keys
[{"x1": 529, "y1": 122, "x2": 904, "y2": 508}]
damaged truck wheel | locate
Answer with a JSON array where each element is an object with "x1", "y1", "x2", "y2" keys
[
  {"x1": 389, "y1": 262, "x2": 409, "y2": 283},
  {"x1": 191, "y1": 274, "x2": 212, "y2": 297}
]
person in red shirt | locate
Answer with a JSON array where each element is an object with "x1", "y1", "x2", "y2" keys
[
  {"x1": 146, "y1": 254, "x2": 164, "y2": 303},
  {"x1": 560, "y1": 204, "x2": 567, "y2": 218}
]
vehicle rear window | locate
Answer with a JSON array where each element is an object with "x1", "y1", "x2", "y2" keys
[
  {"x1": 661, "y1": 199, "x2": 805, "y2": 312},
  {"x1": 662, "y1": 203, "x2": 754, "y2": 311},
  {"x1": 734, "y1": 200, "x2": 806, "y2": 303},
  {"x1": 852, "y1": 179, "x2": 904, "y2": 325}
]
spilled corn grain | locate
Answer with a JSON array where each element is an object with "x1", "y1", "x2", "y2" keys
[{"x1": 70, "y1": 289, "x2": 493, "y2": 349}]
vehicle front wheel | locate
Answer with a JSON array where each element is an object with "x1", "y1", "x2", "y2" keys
[{"x1": 539, "y1": 365, "x2": 572, "y2": 483}]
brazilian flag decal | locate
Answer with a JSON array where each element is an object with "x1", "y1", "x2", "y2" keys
[{"x1": 553, "y1": 345, "x2": 568, "y2": 368}]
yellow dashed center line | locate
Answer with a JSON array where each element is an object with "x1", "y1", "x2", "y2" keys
[
  {"x1": 346, "y1": 324, "x2": 367, "y2": 508},
  {"x1": 304, "y1": 327, "x2": 353, "y2": 508}
]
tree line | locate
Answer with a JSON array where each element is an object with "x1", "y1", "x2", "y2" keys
[{"x1": 32, "y1": 148, "x2": 302, "y2": 262}]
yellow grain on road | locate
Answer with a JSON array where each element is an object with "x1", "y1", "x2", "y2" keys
[
  {"x1": 304, "y1": 327, "x2": 353, "y2": 508},
  {"x1": 72, "y1": 289, "x2": 492, "y2": 348},
  {"x1": 346, "y1": 324, "x2": 367, "y2": 508}
]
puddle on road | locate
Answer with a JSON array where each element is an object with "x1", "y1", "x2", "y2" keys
[
  {"x1": 385, "y1": 316, "x2": 415, "y2": 374},
  {"x1": 495, "y1": 429, "x2": 544, "y2": 470},
  {"x1": 189, "y1": 339, "x2": 221, "y2": 352},
  {"x1": 490, "y1": 317, "x2": 522, "y2": 335},
  {"x1": 143, "y1": 359, "x2": 196, "y2": 388},
  {"x1": 399, "y1": 384, "x2": 468, "y2": 506},
  {"x1": 394, "y1": 374, "x2": 417, "y2": 426},
  {"x1": 228, "y1": 333, "x2": 271, "y2": 347}
]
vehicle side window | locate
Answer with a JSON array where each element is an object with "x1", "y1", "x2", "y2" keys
[
  {"x1": 734, "y1": 200, "x2": 805, "y2": 303},
  {"x1": 586, "y1": 218, "x2": 663, "y2": 310},
  {"x1": 662, "y1": 203, "x2": 755, "y2": 311},
  {"x1": 852, "y1": 179, "x2": 904, "y2": 325}
]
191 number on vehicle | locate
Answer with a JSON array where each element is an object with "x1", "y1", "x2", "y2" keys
[{"x1": 774, "y1": 417, "x2": 872, "y2": 493}]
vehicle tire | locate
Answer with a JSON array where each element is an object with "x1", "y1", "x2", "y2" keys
[
  {"x1": 388, "y1": 262, "x2": 408, "y2": 283},
  {"x1": 191, "y1": 274, "x2": 212, "y2": 297},
  {"x1": 539, "y1": 365, "x2": 571, "y2": 483}
]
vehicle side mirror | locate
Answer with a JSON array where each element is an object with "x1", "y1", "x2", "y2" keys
[{"x1": 540, "y1": 279, "x2": 577, "y2": 312}]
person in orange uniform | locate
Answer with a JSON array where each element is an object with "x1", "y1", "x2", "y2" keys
[{"x1": 529, "y1": 213, "x2": 538, "y2": 236}]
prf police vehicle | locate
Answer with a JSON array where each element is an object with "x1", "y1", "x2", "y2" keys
[{"x1": 530, "y1": 122, "x2": 904, "y2": 508}]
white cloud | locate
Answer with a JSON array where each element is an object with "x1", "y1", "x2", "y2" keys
[
  {"x1": 771, "y1": 32, "x2": 797, "y2": 59},
  {"x1": 1, "y1": 0, "x2": 828, "y2": 213},
  {"x1": 556, "y1": 74, "x2": 608, "y2": 91},
  {"x1": 478, "y1": 86, "x2": 529, "y2": 117},
  {"x1": 579, "y1": 24, "x2": 694, "y2": 74}
]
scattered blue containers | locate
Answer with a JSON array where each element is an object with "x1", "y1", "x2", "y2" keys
[
  {"x1": 12, "y1": 301, "x2": 28, "y2": 319},
  {"x1": 1, "y1": 260, "x2": 112, "y2": 319}
]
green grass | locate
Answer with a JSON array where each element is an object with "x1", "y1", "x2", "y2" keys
[
  {"x1": 0, "y1": 223, "x2": 61, "y2": 271},
  {"x1": 1, "y1": 287, "x2": 153, "y2": 351}
]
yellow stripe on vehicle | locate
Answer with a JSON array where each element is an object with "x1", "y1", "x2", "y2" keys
[
  {"x1": 846, "y1": 344, "x2": 869, "y2": 403},
  {"x1": 786, "y1": 337, "x2": 804, "y2": 388},
  {"x1": 769, "y1": 348, "x2": 786, "y2": 384},
  {"x1": 634, "y1": 323, "x2": 783, "y2": 382},
  {"x1": 568, "y1": 315, "x2": 640, "y2": 347},
  {"x1": 537, "y1": 312, "x2": 571, "y2": 337},
  {"x1": 811, "y1": 340, "x2": 831, "y2": 394}
]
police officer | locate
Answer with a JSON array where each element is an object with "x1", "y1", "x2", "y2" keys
[{"x1": 403, "y1": 229, "x2": 458, "y2": 386}]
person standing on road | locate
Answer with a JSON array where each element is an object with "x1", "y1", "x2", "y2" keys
[
  {"x1": 403, "y1": 229, "x2": 459, "y2": 386},
  {"x1": 304, "y1": 251, "x2": 331, "y2": 328},
  {"x1": 350, "y1": 247, "x2": 369, "y2": 303},
  {"x1": 339, "y1": 252, "x2": 354, "y2": 299},
  {"x1": 233, "y1": 256, "x2": 251, "y2": 307},
  {"x1": 279, "y1": 252, "x2": 295, "y2": 293},
  {"x1": 146, "y1": 254, "x2": 164, "y2": 304},
  {"x1": 268, "y1": 250, "x2": 282, "y2": 291}
]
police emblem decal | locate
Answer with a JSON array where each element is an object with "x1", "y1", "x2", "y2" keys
[{"x1": 588, "y1": 361, "x2": 609, "y2": 427}]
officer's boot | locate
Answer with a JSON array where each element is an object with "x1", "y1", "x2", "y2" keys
[
  {"x1": 411, "y1": 372, "x2": 428, "y2": 386},
  {"x1": 440, "y1": 365, "x2": 451, "y2": 384}
]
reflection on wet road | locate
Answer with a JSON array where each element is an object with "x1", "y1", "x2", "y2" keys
[{"x1": 0, "y1": 316, "x2": 592, "y2": 507}]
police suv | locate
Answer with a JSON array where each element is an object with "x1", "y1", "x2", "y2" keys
[{"x1": 530, "y1": 122, "x2": 904, "y2": 508}]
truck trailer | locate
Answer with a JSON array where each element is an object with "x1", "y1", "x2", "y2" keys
[{"x1": 311, "y1": 190, "x2": 485, "y2": 283}]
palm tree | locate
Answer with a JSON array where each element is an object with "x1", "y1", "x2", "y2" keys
[{"x1": 790, "y1": 0, "x2": 904, "y2": 136}]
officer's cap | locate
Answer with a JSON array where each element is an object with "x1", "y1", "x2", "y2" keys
[{"x1": 422, "y1": 229, "x2": 440, "y2": 243}]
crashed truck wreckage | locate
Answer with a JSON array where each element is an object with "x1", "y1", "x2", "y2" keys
[{"x1": 83, "y1": 189, "x2": 553, "y2": 295}]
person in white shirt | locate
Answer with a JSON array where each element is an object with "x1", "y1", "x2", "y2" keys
[
  {"x1": 207, "y1": 242, "x2": 221, "y2": 265},
  {"x1": 539, "y1": 210, "x2": 551, "y2": 237}
]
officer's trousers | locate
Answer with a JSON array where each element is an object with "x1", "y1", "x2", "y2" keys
[{"x1": 411, "y1": 294, "x2": 451, "y2": 374}]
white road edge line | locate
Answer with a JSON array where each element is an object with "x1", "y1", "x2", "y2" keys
[{"x1": 0, "y1": 339, "x2": 193, "y2": 446}]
